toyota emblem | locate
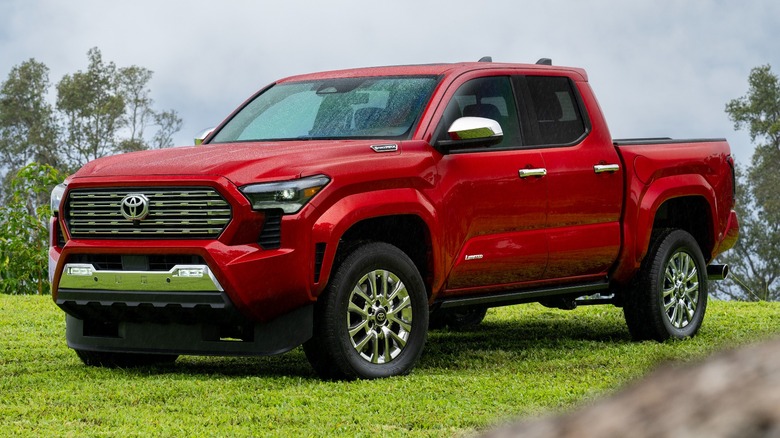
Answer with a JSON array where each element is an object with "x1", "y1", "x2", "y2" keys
[{"x1": 120, "y1": 194, "x2": 150, "y2": 221}]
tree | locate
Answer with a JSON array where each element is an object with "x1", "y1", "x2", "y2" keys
[
  {"x1": 716, "y1": 65, "x2": 780, "y2": 301},
  {"x1": 152, "y1": 109, "x2": 183, "y2": 149},
  {"x1": 115, "y1": 65, "x2": 183, "y2": 152},
  {"x1": 0, "y1": 59, "x2": 59, "y2": 200},
  {"x1": 56, "y1": 48, "x2": 183, "y2": 161},
  {"x1": 56, "y1": 47, "x2": 125, "y2": 169},
  {"x1": 118, "y1": 65, "x2": 154, "y2": 146}
]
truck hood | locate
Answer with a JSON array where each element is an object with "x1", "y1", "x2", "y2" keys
[{"x1": 72, "y1": 140, "x2": 402, "y2": 186}]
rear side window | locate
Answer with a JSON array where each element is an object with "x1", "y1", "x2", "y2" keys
[{"x1": 524, "y1": 76, "x2": 586, "y2": 146}]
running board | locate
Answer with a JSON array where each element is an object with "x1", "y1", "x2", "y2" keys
[{"x1": 437, "y1": 281, "x2": 610, "y2": 309}]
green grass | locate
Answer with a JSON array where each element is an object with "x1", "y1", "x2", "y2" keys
[{"x1": 2, "y1": 295, "x2": 779, "y2": 437}]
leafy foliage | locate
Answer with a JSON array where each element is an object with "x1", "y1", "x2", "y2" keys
[
  {"x1": 717, "y1": 65, "x2": 780, "y2": 301},
  {"x1": 0, "y1": 59, "x2": 60, "y2": 202},
  {"x1": 0, "y1": 163, "x2": 66, "y2": 294}
]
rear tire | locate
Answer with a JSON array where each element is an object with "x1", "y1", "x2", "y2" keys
[
  {"x1": 303, "y1": 242, "x2": 428, "y2": 380},
  {"x1": 75, "y1": 350, "x2": 178, "y2": 368},
  {"x1": 624, "y1": 229, "x2": 708, "y2": 341}
]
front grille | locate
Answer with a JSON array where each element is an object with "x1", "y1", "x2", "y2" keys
[{"x1": 65, "y1": 187, "x2": 231, "y2": 239}]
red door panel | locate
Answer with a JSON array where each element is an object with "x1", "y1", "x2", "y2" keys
[
  {"x1": 438, "y1": 150, "x2": 548, "y2": 292},
  {"x1": 543, "y1": 138, "x2": 623, "y2": 279}
]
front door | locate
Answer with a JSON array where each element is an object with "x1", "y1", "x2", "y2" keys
[{"x1": 432, "y1": 75, "x2": 549, "y2": 293}]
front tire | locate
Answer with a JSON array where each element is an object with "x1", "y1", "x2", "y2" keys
[
  {"x1": 624, "y1": 229, "x2": 708, "y2": 341},
  {"x1": 304, "y1": 242, "x2": 428, "y2": 380}
]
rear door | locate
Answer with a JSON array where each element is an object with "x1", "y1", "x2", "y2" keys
[{"x1": 516, "y1": 75, "x2": 623, "y2": 280}]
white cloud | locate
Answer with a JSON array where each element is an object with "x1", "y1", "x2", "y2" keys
[{"x1": 1, "y1": 0, "x2": 777, "y2": 161}]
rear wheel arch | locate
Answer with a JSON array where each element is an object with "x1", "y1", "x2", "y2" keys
[
  {"x1": 651, "y1": 196, "x2": 715, "y2": 262},
  {"x1": 634, "y1": 178, "x2": 718, "y2": 267},
  {"x1": 612, "y1": 179, "x2": 718, "y2": 286}
]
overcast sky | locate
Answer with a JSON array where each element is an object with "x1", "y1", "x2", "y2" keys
[{"x1": 2, "y1": 0, "x2": 778, "y2": 164}]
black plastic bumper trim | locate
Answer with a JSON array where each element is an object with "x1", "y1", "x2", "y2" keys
[{"x1": 66, "y1": 304, "x2": 313, "y2": 357}]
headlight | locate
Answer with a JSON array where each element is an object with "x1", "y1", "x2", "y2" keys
[
  {"x1": 240, "y1": 175, "x2": 330, "y2": 214},
  {"x1": 50, "y1": 183, "x2": 68, "y2": 214}
]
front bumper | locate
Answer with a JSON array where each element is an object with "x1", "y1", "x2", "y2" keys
[
  {"x1": 51, "y1": 240, "x2": 316, "y2": 356},
  {"x1": 49, "y1": 176, "x2": 322, "y2": 356}
]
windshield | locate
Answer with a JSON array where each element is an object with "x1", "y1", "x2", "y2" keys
[{"x1": 210, "y1": 76, "x2": 439, "y2": 143}]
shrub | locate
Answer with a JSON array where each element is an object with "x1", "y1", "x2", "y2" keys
[{"x1": 0, "y1": 163, "x2": 66, "y2": 294}]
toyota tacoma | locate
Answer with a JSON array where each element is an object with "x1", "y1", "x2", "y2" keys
[{"x1": 49, "y1": 58, "x2": 739, "y2": 379}]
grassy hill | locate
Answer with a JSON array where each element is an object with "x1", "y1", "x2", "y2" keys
[{"x1": 1, "y1": 295, "x2": 778, "y2": 436}]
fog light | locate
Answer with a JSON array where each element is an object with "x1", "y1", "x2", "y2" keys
[
  {"x1": 67, "y1": 265, "x2": 95, "y2": 276},
  {"x1": 173, "y1": 267, "x2": 205, "y2": 278}
]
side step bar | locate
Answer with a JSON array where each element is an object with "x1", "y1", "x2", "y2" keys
[{"x1": 437, "y1": 281, "x2": 610, "y2": 310}]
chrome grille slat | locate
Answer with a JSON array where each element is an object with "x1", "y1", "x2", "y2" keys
[{"x1": 65, "y1": 187, "x2": 232, "y2": 240}]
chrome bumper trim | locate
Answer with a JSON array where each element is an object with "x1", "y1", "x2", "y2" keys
[{"x1": 59, "y1": 263, "x2": 224, "y2": 292}]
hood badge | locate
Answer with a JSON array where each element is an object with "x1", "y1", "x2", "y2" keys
[
  {"x1": 120, "y1": 194, "x2": 150, "y2": 221},
  {"x1": 370, "y1": 144, "x2": 398, "y2": 153}
]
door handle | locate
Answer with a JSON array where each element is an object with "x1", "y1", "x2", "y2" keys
[
  {"x1": 518, "y1": 168, "x2": 547, "y2": 178},
  {"x1": 593, "y1": 164, "x2": 620, "y2": 174}
]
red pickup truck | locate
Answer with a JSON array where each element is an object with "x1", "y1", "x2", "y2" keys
[{"x1": 49, "y1": 59, "x2": 739, "y2": 379}]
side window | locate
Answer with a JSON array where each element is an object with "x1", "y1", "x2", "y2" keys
[
  {"x1": 524, "y1": 76, "x2": 587, "y2": 146},
  {"x1": 434, "y1": 76, "x2": 521, "y2": 149}
]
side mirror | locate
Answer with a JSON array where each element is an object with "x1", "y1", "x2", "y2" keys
[
  {"x1": 435, "y1": 117, "x2": 503, "y2": 153},
  {"x1": 194, "y1": 127, "x2": 215, "y2": 145}
]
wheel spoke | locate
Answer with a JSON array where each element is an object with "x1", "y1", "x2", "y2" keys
[
  {"x1": 389, "y1": 314, "x2": 412, "y2": 333},
  {"x1": 685, "y1": 266, "x2": 698, "y2": 284},
  {"x1": 672, "y1": 304, "x2": 682, "y2": 327},
  {"x1": 684, "y1": 284, "x2": 699, "y2": 302},
  {"x1": 686, "y1": 256, "x2": 696, "y2": 279},
  {"x1": 370, "y1": 331, "x2": 380, "y2": 363},
  {"x1": 353, "y1": 331, "x2": 373, "y2": 353},
  {"x1": 668, "y1": 305, "x2": 678, "y2": 325},
  {"x1": 352, "y1": 284, "x2": 371, "y2": 305},
  {"x1": 349, "y1": 319, "x2": 369, "y2": 338},
  {"x1": 386, "y1": 327, "x2": 407, "y2": 348},
  {"x1": 380, "y1": 270, "x2": 390, "y2": 299},
  {"x1": 382, "y1": 328, "x2": 393, "y2": 363},
  {"x1": 665, "y1": 268, "x2": 676, "y2": 285},
  {"x1": 367, "y1": 271, "x2": 379, "y2": 301},
  {"x1": 664, "y1": 297, "x2": 676, "y2": 312},
  {"x1": 669, "y1": 254, "x2": 680, "y2": 276},
  {"x1": 348, "y1": 301, "x2": 368, "y2": 318},
  {"x1": 387, "y1": 274, "x2": 403, "y2": 301},
  {"x1": 389, "y1": 295, "x2": 411, "y2": 316},
  {"x1": 684, "y1": 301, "x2": 695, "y2": 323}
]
